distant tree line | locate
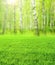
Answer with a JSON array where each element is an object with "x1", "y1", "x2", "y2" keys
[{"x1": 0, "y1": 0, "x2": 55, "y2": 35}]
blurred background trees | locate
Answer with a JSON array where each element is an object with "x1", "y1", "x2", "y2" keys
[{"x1": 0, "y1": 0, "x2": 55, "y2": 35}]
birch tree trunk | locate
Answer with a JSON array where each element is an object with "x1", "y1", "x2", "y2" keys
[
  {"x1": 29, "y1": 0, "x2": 33, "y2": 31},
  {"x1": 42, "y1": 0, "x2": 47, "y2": 33},
  {"x1": 19, "y1": 0, "x2": 23, "y2": 33},
  {"x1": 50, "y1": 0, "x2": 54, "y2": 32},
  {"x1": 54, "y1": 1, "x2": 55, "y2": 32},
  {"x1": 31, "y1": 0, "x2": 39, "y2": 35},
  {"x1": 2, "y1": 1, "x2": 7, "y2": 34},
  {"x1": 13, "y1": 4, "x2": 17, "y2": 33}
]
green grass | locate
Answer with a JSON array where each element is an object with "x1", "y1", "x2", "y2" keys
[{"x1": 0, "y1": 35, "x2": 55, "y2": 65}]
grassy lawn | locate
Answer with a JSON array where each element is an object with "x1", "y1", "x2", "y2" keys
[{"x1": 0, "y1": 35, "x2": 55, "y2": 65}]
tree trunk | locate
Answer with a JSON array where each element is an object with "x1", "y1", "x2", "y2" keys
[
  {"x1": 50, "y1": 0, "x2": 54, "y2": 32},
  {"x1": 42, "y1": 0, "x2": 47, "y2": 33},
  {"x1": 14, "y1": 4, "x2": 17, "y2": 33},
  {"x1": 31, "y1": 0, "x2": 39, "y2": 35},
  {"x1": 2, "y1": 1, "x2": 7, "y2": 34},
  {"x1": 19, "y1": 0, "x2": 23, "y2": 33}
]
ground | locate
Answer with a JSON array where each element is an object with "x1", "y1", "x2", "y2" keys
[{"x1": 0, "y1": 34, "x2": 55, "y2": 65}]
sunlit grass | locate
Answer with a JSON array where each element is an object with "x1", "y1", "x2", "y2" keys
[{"x1": 0, "y1": 35, "x2": 55, "y2": 65}]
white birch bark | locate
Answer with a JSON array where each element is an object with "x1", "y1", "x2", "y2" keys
[
  {"x1": 31, "y1": 0, "x2": 39, "y2": 35},
  {"x1": 42, "y1": 0, "x2": 46, "y2": 33},
  {"x1": 2, "y1": 0, "x2": 8, "y2": 34},
  {"x1": 13, "y1": 3, "x2": 16, "y2": 33},
  {"x1": 50, "y1": 0, "x2": 54, "y2": 32},
  {"x1": 18, "y1": 0, "x2": 23, "y2": 32}
]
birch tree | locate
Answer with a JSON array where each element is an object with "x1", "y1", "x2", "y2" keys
[
  {"x1": 50, "y1": 0, "x2": 54, "y2": 32},
  {"x1": 54, "y1": 1, "x2": 55, "y2": 32},
  {"x1": 0, "y1": 1, "x2": 2, "y2": 34},
  {"x1": 29, "y1": 0, "x2": 33, "y2": 31},
  {"x1": 42, "y1": 0, "x2": 47, "y2": 33},
  {"x1": 18, "y1": 0, "x2": 23, "y2": 33},
  {"x1": 52, "y1": 0, "x2": 55, "y2": 32},
  {"x1": 2, "y1": 0, "x2": 7, "y2": 34},
  {"x1": 13, "y1": 2, "x2": 17, "y2": 33},
  {"x1": 31, "y1": 0, "x2": 39, "y2": 35}
]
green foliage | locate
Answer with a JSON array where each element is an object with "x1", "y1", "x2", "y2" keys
[
  {"x1": 0, "y1": 0, "x2": 55, "y2": 34},
  {"x1": 0, "y1": 35, "x2": 55, "y2": 65}
]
